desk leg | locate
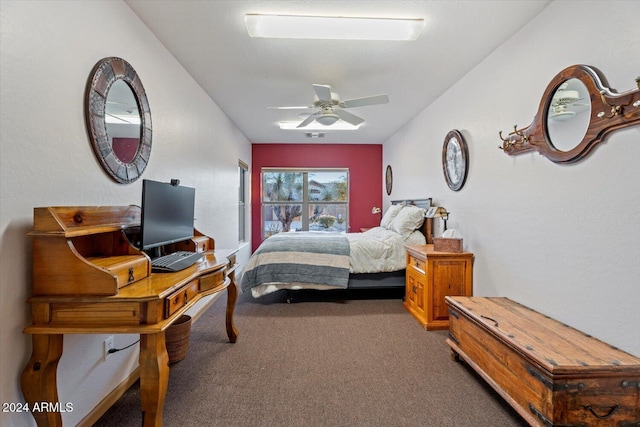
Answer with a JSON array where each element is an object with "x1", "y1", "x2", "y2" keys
[
  {"x1": 139, "y1": 332, "x2": 169, "y2": 427},
  {"x1": 225, "y1": 279, "x2": 238, "y2": 343},
  {"x1": 21, "y1": 334, "x2": 64, "y2": 427}
]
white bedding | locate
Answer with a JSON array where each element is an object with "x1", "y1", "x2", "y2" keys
[
  {"x1": 244, "y1": 203, "x2": 428, "y2": 298},
  {"x1": 245, "y1": 227, "x2": 426, "y2": 297},
  {"x1": 347, "y1": 226, "x2": 426, "y2": 273}
]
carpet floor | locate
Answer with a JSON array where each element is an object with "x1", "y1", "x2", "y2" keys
[{"x1": 95, "y1": 288, "x2": 527, "y2": 426}]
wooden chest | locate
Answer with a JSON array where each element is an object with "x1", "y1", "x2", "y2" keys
[{"x1": 446, "y1": 296, "x2": 640, "y2": 426}]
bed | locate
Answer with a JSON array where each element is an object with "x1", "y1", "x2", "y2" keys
[{"x1": 241, "y1": 199, "x2": 432, "y2": 298}]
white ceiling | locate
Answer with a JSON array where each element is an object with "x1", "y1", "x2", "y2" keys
[{"x1": 125, "y1": 0, "x2": 550, "y2": 144}]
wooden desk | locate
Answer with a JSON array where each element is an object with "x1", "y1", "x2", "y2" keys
[{"x1": 20, "y1": 206, "x2": 239, "y2": 427}]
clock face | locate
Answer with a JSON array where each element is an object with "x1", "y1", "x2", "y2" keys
[
  {"x1": 385, "y1": 165, "x2": 393, "y2": 195},
  {"x1": 442, "y1": 130, "x2": 468, "y2": 191}
]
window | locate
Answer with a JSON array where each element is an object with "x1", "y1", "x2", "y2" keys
[
  {"x1": 261, "y1": 168, "x2": 348, "y2": 238},
  {"x1": 238, "y1": 161, "x2": 248, "y2": 243}
]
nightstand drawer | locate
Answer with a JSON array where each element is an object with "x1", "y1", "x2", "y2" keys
[{"x1": 407, "y1": 254, "x2": 426, "y2": 272}]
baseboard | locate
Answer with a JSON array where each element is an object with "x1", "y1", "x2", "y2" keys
[{"x1": 77, "y1": 367, "x2": 140, "y2": 427}]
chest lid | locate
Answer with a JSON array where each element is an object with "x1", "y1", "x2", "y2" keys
[{"x1": 447, "y1": 296, "x2": 640, "y2": 377}]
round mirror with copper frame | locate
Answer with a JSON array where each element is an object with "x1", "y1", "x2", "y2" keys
[{"x1": 85, "y1": 57, "x2": 152, "y2": 183}]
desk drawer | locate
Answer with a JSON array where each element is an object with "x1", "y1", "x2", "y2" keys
[
  {"x1": 168, "y1": 236, "x2": 213, "y2": 253},
  {"x1": 199, "y1": 269, "x2": 225, "y2": 291},
  {"x1": 164, "y1": 280, "x2": 199, "y2": 318},
  {"x1": 50, "y1": 301, "x2": 141, "y2": 326},
  {"x1": 111, "y1": 257, "x2": 149, "y2": 289},
  {"x1": 192, "y1": 236, "x2": 212, "y2": 253},
  {"x1": 91, "y1": 254, "x2": 150, "y2": 291}
]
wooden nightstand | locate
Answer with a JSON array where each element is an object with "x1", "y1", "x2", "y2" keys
[{"x1": 403, "y1": 244, "x2": 474, "y2": 330}]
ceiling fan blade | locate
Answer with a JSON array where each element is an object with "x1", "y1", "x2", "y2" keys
[
  {"x1": 296, "y1": 113, "x2": 320, "y2": 128},
  {"x1": 341, "y1": 94, "x2": 389, "y2": 108},
  {"x1": 334, "y1": 109, "x2": 364, "y2": 126},
  {"x1": 312, "y1": 84, "x2": 333, "y2": 102},
  {"x1": 267, "y1": 106, "x2": 314, "y2": 110}
]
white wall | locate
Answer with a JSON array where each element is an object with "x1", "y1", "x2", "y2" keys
[
  {"x1": 0, "y1": 1, "x2": 251, "y2": 426},
  {"x1": 384, "y1": 0, "x2": 640, "y2": 356}
]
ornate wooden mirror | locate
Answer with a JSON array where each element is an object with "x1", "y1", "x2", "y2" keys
[
  {"x1": 499, "y1": 65, "x2": 640, "y2": 163},
  {"x1": 85, "y1": 57, "x2": 152, "y2": 183}
]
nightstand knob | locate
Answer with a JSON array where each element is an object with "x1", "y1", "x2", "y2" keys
[
  {"x1": 412, "y1": 285, "x2": 418, "y2": 294},
  {"x1": 415, "y1": 261, "x2": 419, "y2": 268}
]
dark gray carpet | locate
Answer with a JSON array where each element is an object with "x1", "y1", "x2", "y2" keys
[{"x1": 95, "y1": 288, "x2": 527, "y2": 426}]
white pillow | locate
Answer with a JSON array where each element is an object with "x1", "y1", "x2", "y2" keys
[
  {"x1": 388, "y1": 205, "x2": 426, "y2": 236},
  {"x1": 380, "y1": 203, "x2": 404, "y2": 228}
]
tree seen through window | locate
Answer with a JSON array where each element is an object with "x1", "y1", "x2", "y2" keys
[{"x1": 262, "y1": 169, "x2": 348, "y2": 238}]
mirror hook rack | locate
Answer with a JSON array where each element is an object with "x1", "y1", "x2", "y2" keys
[
  {"x1": 498, "y1": 125, "x2": 530, "y2": 151},
  {"x1": 598, "y1": 90, "x2": 622, "y2": 119},
  {"x1": 633, "y1": 76, "x2": 640, "y2": 108},
  {"x1": 600, "y1": 78, "x2": 640, "y2": 117},
  {"x1": 497, "y1": 65, "x2": 640, "y2": 163}
]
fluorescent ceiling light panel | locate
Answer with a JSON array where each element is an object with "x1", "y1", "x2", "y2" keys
[
  {"x1": 105, "y1": 115, "x2": 141, "y2": 125},
  {"x1": 279, "y1": 121, "x2": 361, "y2": 130},
  {"x1": 245, "y1": 14, "x2": 425, "y2": 41}
]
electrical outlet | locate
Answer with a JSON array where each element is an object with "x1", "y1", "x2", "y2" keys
[{"x1": 103, "y1": 336, "x2": 115, "y2": 361}]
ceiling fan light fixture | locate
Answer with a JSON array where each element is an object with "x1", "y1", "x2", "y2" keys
[
  {"x1": 315, "y1": 114, "x2": 340, "y2": 126},
  {"x1": 550, "y1": 110, "x2": 576, "y2": 122},
  {"x1": 245, "y1": 14, "x2": 425, "y2": 41},
  {"x1": 279, "y1": 121, "x2": 360, "y2": 130},
  {"x1": 552, "y1": 89, "x2": 580, "y2": 103}
]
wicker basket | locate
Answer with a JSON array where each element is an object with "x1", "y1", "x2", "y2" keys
[{"x1": 166, "y1": 314, "x2": 191, "y2": 364}]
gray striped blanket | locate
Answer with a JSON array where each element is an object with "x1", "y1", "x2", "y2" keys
[{"x1": 240, "y1": 232, "x2": 350, "y2": 292}]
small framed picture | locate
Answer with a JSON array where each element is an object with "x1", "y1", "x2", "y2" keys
[{"x1": 425, "y1": 206, "x2": 438, "y2": 218}]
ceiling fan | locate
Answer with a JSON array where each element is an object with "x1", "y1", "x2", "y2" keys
[
  {"x1": 270, "y1": 84, "x2": 389, "y2": 128},
  {"x1": 549, "y1": 82, "x2": 589, "y2": 121}
]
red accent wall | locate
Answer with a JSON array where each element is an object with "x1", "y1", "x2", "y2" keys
[
  {"x1": 251, "y1": 144, "x2": 382, "y2": 251},
  {"x1": 112, "y1": 138, "x2": 139, "y2": 163}
]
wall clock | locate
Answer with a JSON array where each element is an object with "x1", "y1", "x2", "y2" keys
[
  {"x1": 385, "y1": 165, "x2": 393, "y2": 195},
  {"x1": 442, "y1": 130, "x2": 468, "y2": 191}
]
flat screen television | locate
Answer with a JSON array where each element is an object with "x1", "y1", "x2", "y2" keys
[{"x1": 140, "y1": 179, "x2": 196, "y2": 253}]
